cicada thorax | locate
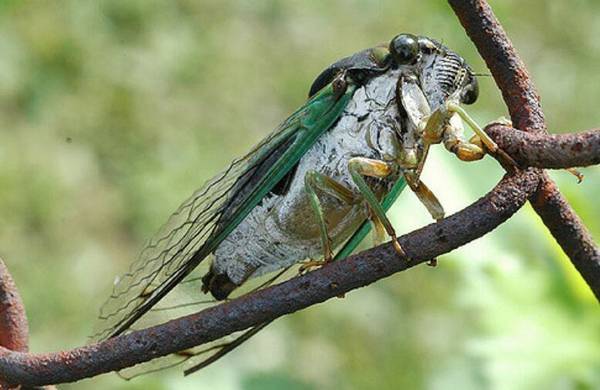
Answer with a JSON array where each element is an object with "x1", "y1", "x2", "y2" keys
[{"x1": 309, "y1": 44, "x2": 392, "y2": 98}]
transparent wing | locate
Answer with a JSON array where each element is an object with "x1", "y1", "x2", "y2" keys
[
  {"x1": 91, "y1": 151, "x2": 259, "y2": 341},
  {"x1": 114, "y1": 264, "x2": 301, "y2": 380},
  {"x1": 91, "y1": 83, "x2": 356, "y2": 352}
]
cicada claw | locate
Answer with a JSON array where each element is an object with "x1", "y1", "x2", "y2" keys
[
  {"x1": 566, "y1": 168, "x2": 584, "y2": 183},
  {"x1": 298, "y1": 257, "x2": 332, "y2": 275}
]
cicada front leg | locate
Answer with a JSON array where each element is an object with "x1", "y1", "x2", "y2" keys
[
  {"x1": 403, "y1": 170, "x2": 445, "y2": 221},
  {"x1": 454, "y1": 113, "x2": 584, "y2": 182},
  {"x1": 441, "y1": 110, "x2": 486, "y2": 162},
  {"x1": 444, "y1": 102, "x2": 518, "y2": 168},
  {"x1": 398, "y1": 77, "x2": 447, "y2": 222}
]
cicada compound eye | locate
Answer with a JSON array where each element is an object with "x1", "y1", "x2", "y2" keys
[{"x1": 389, "y1": 33, "x2": 419, "y2": 65}]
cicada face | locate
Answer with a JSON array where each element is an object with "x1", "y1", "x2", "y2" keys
[{"x1": 388, "y1": 33, "x2": 479, "y2": 110}]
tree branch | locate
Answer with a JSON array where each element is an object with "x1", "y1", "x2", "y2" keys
[
  {"x1": 531, "y1": 176, "x2": 600, "y2": 299},
  {"x1": 0, "y1": 171, "x2": 540, "y2": 386},
  {"x1": 0, "y1": 258, "x2": 28, "y2": 355},
  {"x1": 448, "y1": 0, "x2": 600, "y2": 300},
  {"x1": 486, "y1": 125, "x2": 600, "y2": 169},
  {"x1": 447, "y1": 0, "x2": 547, "y2": 133}
]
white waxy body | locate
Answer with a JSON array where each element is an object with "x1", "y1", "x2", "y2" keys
[{"x1": 213, "y1": 70, "x2": 410, "y2": 285}]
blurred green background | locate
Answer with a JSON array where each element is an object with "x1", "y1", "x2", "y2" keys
[{"x1": 0, "y1": 1, "x2": 599, "y2": 389}]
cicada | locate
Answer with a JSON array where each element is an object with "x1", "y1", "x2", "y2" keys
[{"x1": 92, "y1": 33, "x2": 500, "y2": 378}]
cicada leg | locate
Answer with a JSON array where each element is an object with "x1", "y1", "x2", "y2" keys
[
  {"x1": 403, "y1": 170, "x2": 445, "y2": 221},
  {"x1": 347, "y1": 157, "x2": 407, "y2": 258},
  {"x1": 301, "y1": 170, "x2": 359, "y2": 273},
  {"x1": 369, "y1": 207, "x2": 388, "y2": 247},
  {"x1": 445, "y1": 102, "x2": 518, "y2": 168},
  {"x1": 444, "y1": 102, "x2": 583, "y2": 183},
  {"x1": 395, "y1": 82, "x2": 446, "y2": 222},
  {"x1": 441, "y1": 110, "x2": 486, "y2": 162},
  {"x1": 566, "y1": 168, "x2": 584, "y2": 183}
]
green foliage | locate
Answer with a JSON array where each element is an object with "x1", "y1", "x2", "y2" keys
[{"x1": 0, "y1": 1, "x2": 598, "y2": 389}]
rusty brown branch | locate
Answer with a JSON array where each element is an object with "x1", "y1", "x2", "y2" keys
[
  {"x1": 0, "y1": 259, "x2": 56, "y2": 390},
  {"x1": 448, "y1": 0, "x2": 600, "y2": 300},
  {"x1": 531, "y1": 175, "x2": 600, "y2": 299},
  {"x1": 0, "y1": 258, "x2": 28, "y2": 355},
  {"x1": 0, "y1": 258, "x2": 29, "y2": 390},
  {"x1": 0, "y1": 1, "x2": 597, "y2": 388},
  {"x1": 0, "y1": 171, "x2": 540, "y2": 387},
  {"x1": 486, "y1": 125, "x2": 600, "y2": 169},
  {"x1": 448, "y1": 0, "x2": 546, "y2": 132}
]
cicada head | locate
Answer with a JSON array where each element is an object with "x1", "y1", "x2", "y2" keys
[{"x1": 388, "y1": 33, "x2": 479, "y2": 110}]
